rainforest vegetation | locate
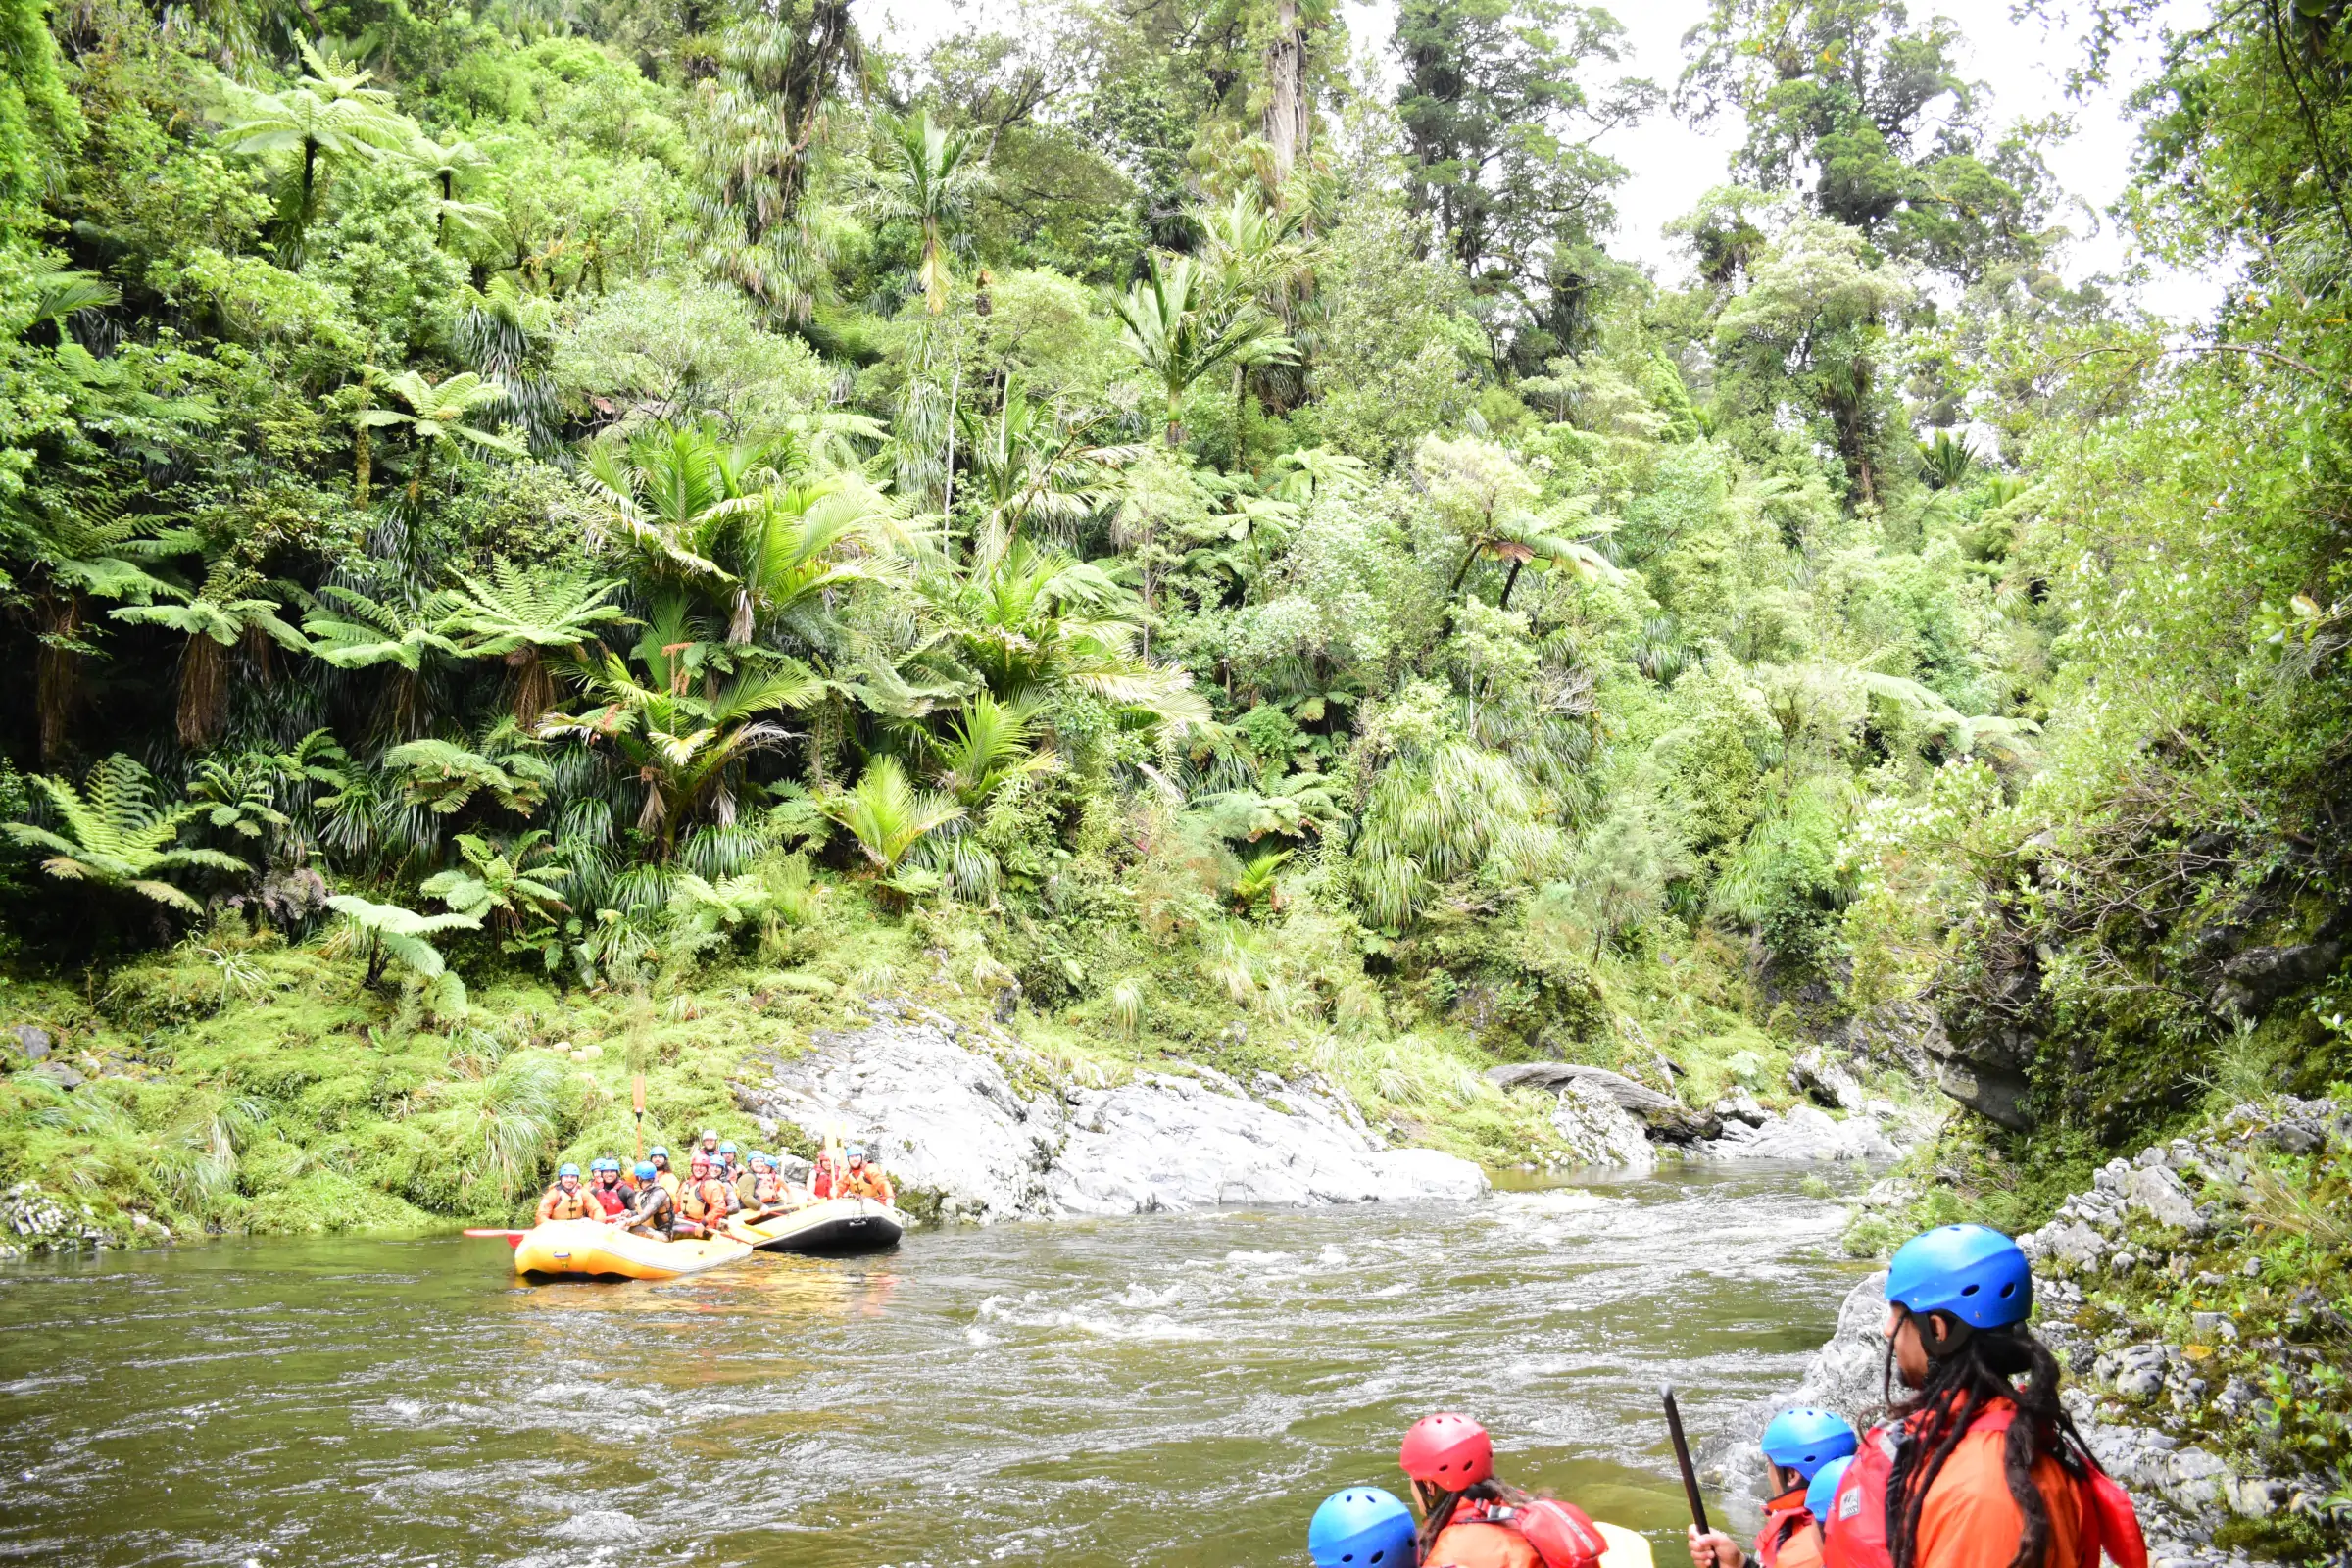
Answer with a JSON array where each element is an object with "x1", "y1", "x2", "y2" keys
[{"x1": 0, "y1": 0, "x2": 2346, "y2": 1238}]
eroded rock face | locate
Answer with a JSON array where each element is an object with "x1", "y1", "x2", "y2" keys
[
  {"x1": 1547, "y1": 1079, "x2": 1658, "y2": 1173},
  {"x1": 1693, "y1": 1102, "x2": 1915, "y2": 1162},
  {"x1": 732, "y1": 1005, "x2": 1489, "y2": 1223}
]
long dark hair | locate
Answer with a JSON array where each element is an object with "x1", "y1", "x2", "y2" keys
[
  {"x1": 1415, "y1": 1478, "x2": 1538, "y2": 1559},
  {"x1": 1882, "y1": 1314, "x2": 2089, "y2": 1568}
]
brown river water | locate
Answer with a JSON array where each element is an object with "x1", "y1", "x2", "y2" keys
[{"x1": 0, "y1": 1164, "x2": 1871, "y2": 1567}]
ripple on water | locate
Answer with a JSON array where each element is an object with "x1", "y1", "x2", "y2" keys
[{"x1": 0, "y1": 1164, "x2": 1875, "y2": 1568}]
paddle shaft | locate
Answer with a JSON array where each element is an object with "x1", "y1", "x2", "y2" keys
[
  {"x1": 1662, "y1": 1384, "x2": 1711, "y2": 1536},
  {"x1": 632, "y1": 1075, "x2": 646, "y2": 1161}
]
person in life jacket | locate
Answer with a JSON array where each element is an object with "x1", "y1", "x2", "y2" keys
[
  {"x1": 678, "y1": 1151, "x2": 740, "y2": 1234},
  {"x1": 623, "y1": 1161, "x2": 677, "y2": 1239},
  {"x1": 716, "y1": 1140, "x2": 741, "y2": 1181},
  {"x1": 1399, "y1": 1413, "x2": 1613, "y2": 1568},
  {"x1": 535, "y1": 1162, "x2": 599, "y2": 1222},
  {"x1": 696, "y1": 1129, "x2": 722, "y2": 1168},
  {"x1": 834, "y1": 1144, "x2": 894, "y2": 1203},
  {"x1": 737, "y1": 1152, "x2": 794, "y2": 1221},
  {"x1": 1822, "y1": 1224, "x2": 2145, "y2": 1568},
  {"x1": 1309, "y1": 1486, "x2": 1419, "y2": 1567},
  {"x1": 584, "y1": 1159, "x2": 632, "y2": 1219},
  {"x1": 1688, "y1": 1408, "x2": 1857, "y2": 1568},
  {"x1": 647, "y1": 1147, "x2": 679, "y2": 1199}
]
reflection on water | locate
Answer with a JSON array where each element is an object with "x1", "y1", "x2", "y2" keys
[{"x1": 0, "y1": 1164, "x2": 1871, "y2": 1567}]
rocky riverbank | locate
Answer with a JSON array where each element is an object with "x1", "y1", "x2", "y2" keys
[
  {"x1": 1706, "y1": 1094, "x2": 2350, "y2": 1564},
  {"x1": 730, "y1": 1001, "x2": 1491, "y2": 1222}
]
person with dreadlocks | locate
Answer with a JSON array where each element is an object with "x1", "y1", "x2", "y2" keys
[{"x1": 1820, "y1": 1225, "x2": 2145, "y2": 1568}]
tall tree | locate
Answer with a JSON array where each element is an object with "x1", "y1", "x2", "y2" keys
[
  {"x1": 1394, "y1": 0, "x2": 1654, "y2": 367},
  {"x1": 1677, "y1": 0, "x2": 2054, "y2": 279},
  {"x1": 693, "y1": 2, "x2": 862, "y2": 320},
  {"x1": 861, "y1": 108, "x2": 990, "y2": 316}
]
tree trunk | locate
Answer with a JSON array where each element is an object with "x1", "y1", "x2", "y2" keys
[
  {"x1": 35, "y1": 592, "x2": 80, "y2": 765},
  {"x1": 1166, "y1": 386, "x2": 1183, "y2": 449},
  {"x1": 354, "y1": 423, "x2": 371, "y2": 503},
  {"x1": 1262, "y1": 0, "x2": 1306, "y2": 183},
  {"x1": 1449, "y1": 543, "x2": 1482, "y2": 596},
  {"x1": 1498, "y1": 559, "x2": 1525, "y2": 608},
  {"x1": 178, "y1": 634, "x2": 228, "y2": 748}
]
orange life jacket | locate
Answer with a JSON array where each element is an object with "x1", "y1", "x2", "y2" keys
[
  {"x1": 680, "y1": 1176, "x2": 735, "y2": 1223},
  {"x1": 1757, "y1": 1489, "x2": 1825, "y2": 1568},
  {"x1": 1427, "y1": 1496, "x2": 1606, "y2": 1568},
  {"x1": 752, "y1": 1173, "x2": 787, "y2": 1204},
  {"x1": 1824, "y1": 1404, "x2": 2143, "y2": 1568},
  {"x1": 539, "y1": 1184, "x2": 598, "y2": 1222},
  {"x1": 838, "y1": 1164, "x2": 891, "y2": 1201}
]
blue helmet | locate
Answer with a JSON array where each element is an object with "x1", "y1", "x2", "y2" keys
[
  {"x1": 718, "y1": 1140, "x2": 738, "y2": 1154},
  {"x1": 634, "y1": 1161, "x2": 657, "y2": 1180},
  {"x1": 649, "y1": 1146, "x2": 670, "y2": 1160},
  {"x1": 1886, "y1": 1223, "x2": 2033, "y2": 1330},
  {"x1": 1308, "y1": 1487, "x2": 1417, "y2": 1568},
  {"x1": 846, "y1": 1143, "x2": 867, "y2": 1163},
  {"x1": 558, "y1": 1162, "x2": 581, "y2": 1179},
  {"x1": 1761, "y1": 1408, "x2": 1857, "y2": 1482},
  {"x1": 1806, "y1": 1455, "x2": 1854, "y2": 1522}
]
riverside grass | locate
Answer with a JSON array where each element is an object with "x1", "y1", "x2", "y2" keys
[{"x1": 0, "y1": 867, "x2": 1871, "y2": 1244}]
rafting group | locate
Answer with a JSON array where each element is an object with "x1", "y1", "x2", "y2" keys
[
  {"x1": 534, "y1": 1128, "x2": 895, "y2": 1238},
  {"x1": 1301, "y1": 1224, "x2": 2147, "y2": 1568},
  {"x1": 497, "y1": 1126, "x2": 905, "y2": 1278}
]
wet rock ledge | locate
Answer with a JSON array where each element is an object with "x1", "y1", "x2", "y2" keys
[{"x1": 730, "y1": 1002, "x2": 1489, "y2": 1223}]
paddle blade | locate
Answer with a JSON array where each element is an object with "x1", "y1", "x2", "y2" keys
[{"x1": 632, "y1": 1074, "x2": 645, "y2": 1114}]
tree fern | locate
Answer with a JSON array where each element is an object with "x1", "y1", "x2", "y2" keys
[{"x1": 6, "y1": 756, "x2": 248, "y2": 913}]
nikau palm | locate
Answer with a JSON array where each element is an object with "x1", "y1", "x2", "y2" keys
[
  {"x1": 539, "y1": 641, "x2": 821, "y2": 857},
  {"x1": 1113, "y1": 252, "x2": 1293, "y2": 448},
  {"x1": 863, "y1": 109, "x2": 988, "y2": 315}
]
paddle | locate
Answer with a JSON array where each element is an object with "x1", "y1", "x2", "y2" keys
[
  {"x1": 632, "y1": 1074, "x2": 646, "y2": 1162},
  {"x1": 463, "y1": 1228, "x2": 528, "y2": 1251},
  {"x1": 1661, "y1": 1383, "x2": 1712, "y2": 1537}
]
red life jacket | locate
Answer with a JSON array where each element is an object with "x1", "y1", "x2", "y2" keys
[
  {"x1": 1757, "y1": 1488, "x2": 1826, "y2": 1568},
  {"x1": 1426, "y1": 1496, "x2": 1607, "y2": 1568},
  {"x1": 587, "y1": 1183, "x2": 629, "y2": 1216},
  {"x1": 1823, "y1": 1406, "x2": 2145, "y2": 1568}
]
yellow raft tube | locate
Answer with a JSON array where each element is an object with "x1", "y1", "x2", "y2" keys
[{"x1": 512, "y1": 1219, "x2": 752, "y2": 1281}]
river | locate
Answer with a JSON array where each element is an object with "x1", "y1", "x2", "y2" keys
[{"x1": 0, "y1": 1164, "x2": 1868, "y2": 1567}]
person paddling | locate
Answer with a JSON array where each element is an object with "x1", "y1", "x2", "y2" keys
[
  {"x1": 1688, "y1": 1408, "x2": 1856, "y2": 1568},
  {"x1": 1399, "y1": 1412, "x2": 1613, "y2": 1568},
  {"x1": 1820, "y1": 1224, "x2": 2144, "y2": 1568},
  {"x1": 535, "y1": 1162, "x2": 598, "y2": 1222}
]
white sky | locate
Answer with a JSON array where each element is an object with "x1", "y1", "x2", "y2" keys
[{"x1": 864, "y1": 0, "x2": 2225, "y2": 321}]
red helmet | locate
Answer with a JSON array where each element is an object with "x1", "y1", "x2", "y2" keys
[{"x1": 1399, "y1": 1412, "x2": 1494, "y2": 1488}]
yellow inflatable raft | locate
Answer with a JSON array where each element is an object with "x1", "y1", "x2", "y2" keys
[
  {"x1": 512, "y1": 1219, "x2": 752, "y2": 1280},
  {"x1": 725, "y1": 1196, "x2": 906, "y2": 1254}
]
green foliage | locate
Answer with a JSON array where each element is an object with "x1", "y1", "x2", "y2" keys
[{"x1": 7, "y1": 756, "x2": 247, "y2": 914}]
